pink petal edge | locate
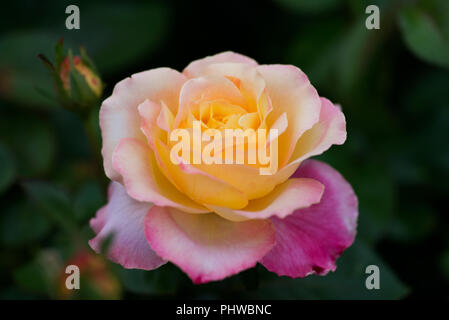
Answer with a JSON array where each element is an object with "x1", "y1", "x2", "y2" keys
[
  {"x1": 261, "y1": 160, "x2": 358, "y2": 278},
  {"x1": 144, "y1": 206, "x2": 275, "y2": 284},
  {"x1": 89, "y1": 182, "x2": 165, "y2": 270}
]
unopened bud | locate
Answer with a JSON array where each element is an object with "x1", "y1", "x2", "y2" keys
[
  {"x1": 38, "y1": 39, "x2": 103, "y2": 114},
  {"x1": 60, "y1": 55, "x2": 102, "y2": 98}
]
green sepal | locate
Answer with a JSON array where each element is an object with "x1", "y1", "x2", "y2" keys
[{"x1": 68, "y1": 50, "x2": 98, "y2": 108}]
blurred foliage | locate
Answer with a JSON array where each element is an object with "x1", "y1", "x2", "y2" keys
[
  {"x1": 398, "y1": 0, "x2": 449, "y2": 68},
  {"x1": 0, "y1": 0, "x2": 448, "y2": 299}
]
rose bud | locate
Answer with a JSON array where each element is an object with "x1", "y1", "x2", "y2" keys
[{"x1": 38, "y1": 40, "x2": 103, "y2": 114}]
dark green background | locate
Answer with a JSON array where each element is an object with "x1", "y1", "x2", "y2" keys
[{"x1": 0, "y1": 0, "x2": 448, "y2": 299}]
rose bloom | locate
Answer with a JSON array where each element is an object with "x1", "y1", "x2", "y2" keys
[{"x1": 90, "y1": 52, "x2": 358, "y2": 284}]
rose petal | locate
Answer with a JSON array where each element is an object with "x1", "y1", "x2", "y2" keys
[
  {"x1": 202, "y1": 62, "x2": 266, "y2": 113},
  {"x1": 153, "y1": 138, "x2": 249, "y2": 209},
  {"x1": 112, "y1": 138, "x2": 209, "y2": 213},
  {"x1": 137, "y1": 99, "x2": 165, "y2": 148},
  {"x1": 157, "y1": 101, "x2": 175, "y2": 132},
  {"x1": 278, "y1": 97, "x2": 347, "y2": 176},
  {"x1": 144, "y1": 206, "x2": 275, "y2": 283},
  {"x1": 90, "y1": 206, "x2": 106, "y2": 234},
  {"x1": 257, "y1": 65, "x2": 321, "y2": 167},
  {"x1": 174, "y1": 75, "x2": 247, "y2": 129},
  {"x1": 100, "y1": 68, "x2": 186, "y2": 180},
  {"x1": 260, "y1": 160, "x2": 358, "y2": 278},
  {"x1": 238, "y1": 112, "x2": 259, "y2": 129},
  {"x1": 267, "y1": 112, "x2": 288, "y2": 145},
  {"x1": 208, "y1": 177, "x2": 324, "y2": 221},
  {"x1": 180, "y1": 112, "x2": 288, "y2": 201},
  {"x1": 89, "y1": 182, "x2": 165, "y2": 270},
  {"x1": 183, "y1": 51, "x2": 258, "y2": 78},
  {"x1": 187, "y1": 163, "x2": 281, "y2": 201}
]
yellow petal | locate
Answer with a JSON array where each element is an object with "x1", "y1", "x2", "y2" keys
[{"x1": 153, "y1": 138, "x2": 249, "y2": 209}]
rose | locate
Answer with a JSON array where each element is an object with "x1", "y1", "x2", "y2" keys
[
  {"x1": 90, "y1": 52, "x2": 358, "y2": 283},
  {"x1": 59, "y1": 55, "x2": 102, "y2": 98}
]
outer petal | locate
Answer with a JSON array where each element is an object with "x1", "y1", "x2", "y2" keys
[
  {"x1": 100, "y1": 68, "x2": 187, "y2": 180},
  {"x1": 89, "y1": 182, "x2": 165, "y2": 270},
  {"x1": 261, "y1": 160, "x2": 358, "y2": 278},
  {"x1": 257, "y1": 65, "x2": 321, "y2": 167},
  {"x1": 183, "y1": 51, "x2": 258, "y2": 78},
  {"x1": 277, "y1": 97, "x2": 346, "y2": 176},
  {"x1": 112, "y1": 138, "x2": 209, "y2": 213},
  {"x1": 90, "y1": 206, "x2": 106, "y2": 234},
  {"x1": 144, "y1": 206, "x2": 275, "y2": 284},
  {"x1": 208, "y1": 177, "x2": 324, "y2": 221}
]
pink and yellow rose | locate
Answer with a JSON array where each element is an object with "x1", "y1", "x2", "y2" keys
[{"x1": 89, "y1": 52, "x2": 358, "y2": 283}]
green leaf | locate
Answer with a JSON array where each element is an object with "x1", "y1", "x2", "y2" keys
[
  {"x1": 73, "y1": 181, "x2": 105, "y2": 223},
  {"x1": 250, "y1": 241, "x2": 409, "y2": 299},
  {"x1": 0, "y1": 31, "x2": 59, "y2": 109},
  {"x1": 0, "y1": 144, "x2": 16, "y2": 194},
  {"x1": 286, "y1": 17, "x2": 345, "y2": 89},
  {"x1": 336, "y1": 21, "x2": 377, "y2": 95},
  {"x1": 0, "y1": 113, "x2": 56, "y2": 177},
  {"x1": 351, "y1": 165, "x2": 396, "y2": 244},
  {"x1": 399, "y1": 4, "x2": 449, "y2": 68},
  {"x1": 51, "y1": 109, "x2": 90, "y2": 159},
  {"x1": 68, "y1": 50, "x2": 98, "y2": 107},
  {"x1": 12, "y1": 251, "x2": 61, "y2": 297},
  {"x1": 22, "y1": 181, "x2": 76, "y2": 233},
  {"x1": 54, "y1": 38, "x2": 65, "y2": 73},
  {"x1": 79, "y1": 46, "x2": 99, "y2": 75},
  {"x1": 13, "y1": 261, "x2": 48, "y2": 295},
  {"x1": 0, "y1": 197, "x2": 51, "y2": 247}
]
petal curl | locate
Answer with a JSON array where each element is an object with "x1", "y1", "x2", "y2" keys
[
  {"x1": 153, "y1": 138, "x2": 249, "y2": 209},
  {"x1": 278, "y1": 97, "x2": 346, "y2": 176},
  {"x1": 261, "y1": 160, "x2": 358, "y2": 278},
  {"x1": 188, "y1": 163, "x2": 279, "y2": 201},
  {"x1": 202, "y1": 62, "x2": 266, "y2": 113},
  {"x1": 89, "y1": 182, "x2": 165, "y2": 270},
  {"x1": 208, "y1": 177, "x2": 324, "y2": 221},
  {"x1": 144, "y1": 206, "x2": 275, "y2": 283},
  {"x1": 100, "y1": 68, "x2": 186, "y2": 180},
  {"x1": 137, "y1": 99, "x2": 165, "y2": 148},
  {"x1": 174, "y1": 75, "x2": 247, "y2": 129},
  {"x1": 112, "y1": 138, "x2": 208, "y2": 213},
  {"x1": 183, "y1": 51, "x2": 258, "y2": 78},
  {"x1": 257, "y1": 65, "x2": 321, "y2": 167},
  {"x1": 179, "y1": 112, "x2": 288, "y2": 201}
]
